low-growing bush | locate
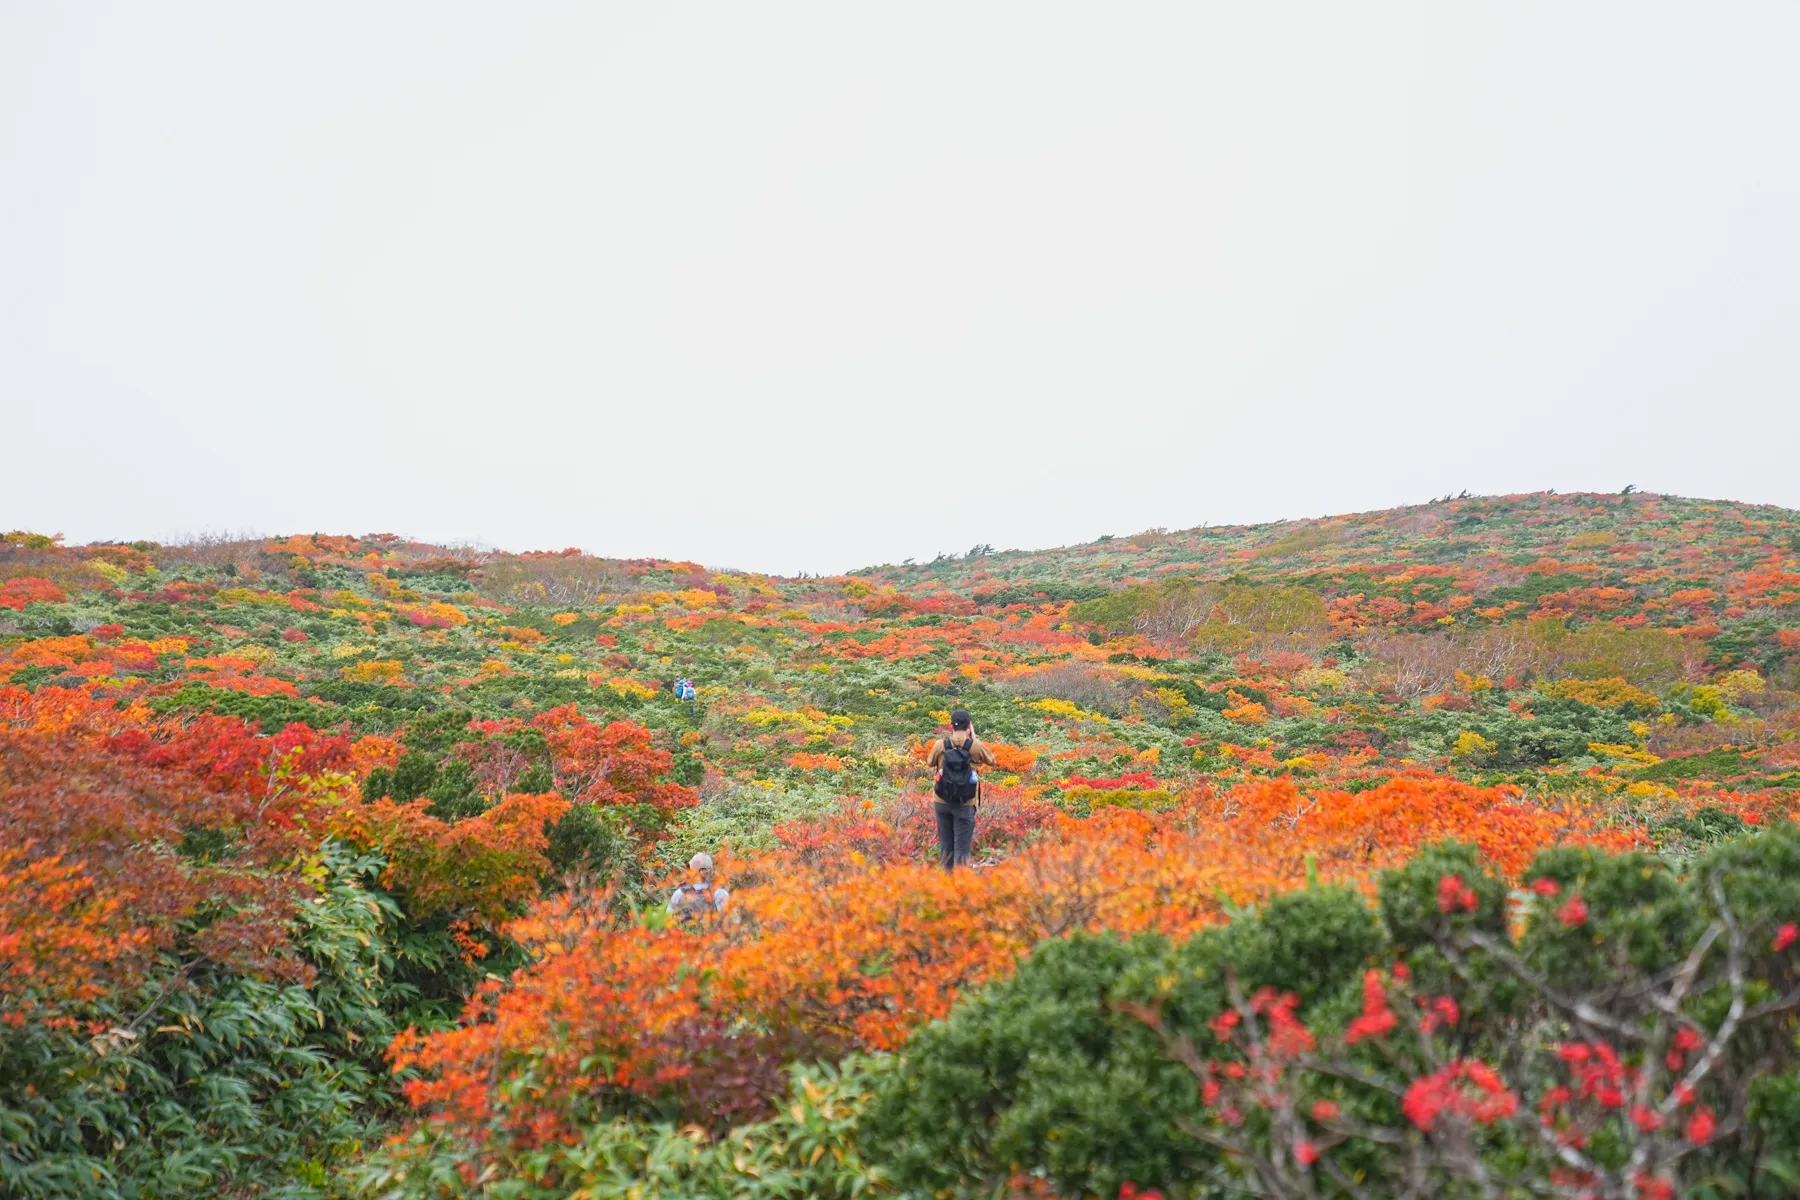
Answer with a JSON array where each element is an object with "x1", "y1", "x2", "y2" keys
[{"x1": 867, "y1": 827, "x2": 1800, "y2": 1198}]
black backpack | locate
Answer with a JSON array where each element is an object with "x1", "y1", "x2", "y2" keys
[{"x1": 934, "y1": 737, "x2": 980, "y2": 804}]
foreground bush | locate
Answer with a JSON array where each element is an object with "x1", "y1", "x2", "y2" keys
[
  {"x1": 866, "y1": 827, "x2": 1800, "y2": 1198},
  {"x1": 379, "y1": 771, "x2": 1625, "y2": 1155},
  {"x1": 0, "y1": 841, "x2": 394, "y2": 1198},
  {"x1": 0, "y1": 687, "x2": 691, "y2": 1198}
]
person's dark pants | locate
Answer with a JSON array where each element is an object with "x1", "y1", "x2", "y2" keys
[{"x1": 934, "y1": 800, "x2": 976, "y2": 869}]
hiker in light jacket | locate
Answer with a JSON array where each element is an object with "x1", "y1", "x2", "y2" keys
[{"x1": 667, "y1": 851, "x2": 730, "y2": 921}]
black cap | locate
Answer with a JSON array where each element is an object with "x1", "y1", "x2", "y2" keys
[{"x1": 950, "y1": 709, "x2": 971, "y2": 729}]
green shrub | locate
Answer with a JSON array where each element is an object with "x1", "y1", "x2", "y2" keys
[
  {"x1": 862, "y1": 887, "x2": 1380, "y2": 1198},
  {"x1": 0, "y1": 843, "x2": 395, "y2": 1199},
  {"x1": 866, "y1": 829, "x2": 1800, "y2": 1198}
]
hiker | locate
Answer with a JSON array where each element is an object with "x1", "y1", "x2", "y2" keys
[
  {"x1": 667, "y1": 851, "x2": 730, "y2": 920},
  {"x1": 926, "y1": 708, "x2": 996, "y2": 870}
]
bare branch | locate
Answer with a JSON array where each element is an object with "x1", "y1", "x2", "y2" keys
[
  {"x1": 1451, "y1": 931, "x2": 1647, "y2": 1043},
  {"x1": 1658, "y1": 873, "x2": 1750, "y2": 1116}
]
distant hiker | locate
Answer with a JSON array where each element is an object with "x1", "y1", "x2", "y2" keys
[
  {"x1": 667, "y1": 851, "x2": 730, "y2": 920},
  {"x1": 926, "y1": 709, "x2": 996, "y2": 870},
  {"x1": 675, "y1": 677, "x2": 698, "y2": 713}
]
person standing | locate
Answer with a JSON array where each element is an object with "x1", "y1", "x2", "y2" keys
[{"x1": 925, "y1": 708, "x2": 996, "y2": 870}]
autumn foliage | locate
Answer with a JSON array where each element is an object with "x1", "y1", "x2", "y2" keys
[
  {"x1": 2, "y1": 495, "x2": 1797, "y2": 1195},
  {"x1": 0, "y1": 686, "x2": 351, "y2": 1006},
  {"x1": 324, "y1": 790, "x2": 570, "y2": 925},
  {"x1": 534, "y1": 703, "x2": 697, "y2": 813},
  {"x1": 383, "y1": 771, "x2": 1633, "y2": 1151}
]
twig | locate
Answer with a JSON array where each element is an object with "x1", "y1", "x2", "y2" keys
[
  {"x1": 122, "y1": 958, "x2": 201, "y2": 1034},
  {"x1": 1453, "y1": 931, "x2": 1646, "y2": 1043}
]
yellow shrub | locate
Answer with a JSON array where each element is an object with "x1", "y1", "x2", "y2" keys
[
  {"x1": 1029, "y1": 697, "x2": 1107, "y2": 723},
  {"x1": 1589, "y1": 742, "x2": 1660, "y2": 766},
  {"x1": 1453, "y1": 670, "x2": 1494, "y2": 693},
  {"x1": 216, "y1": 587, "x2": 290, "y2": 606},
  {"x1": 742, "y1": 705, "x2": 852, "y2": 736},
  {"x1": 598, "y1": 676, "x2": 658, "y2": 701},
  {"x1": 1688, "y1": 685, "x2": 1729, "y2": 720},
  {"x1": 1715, "y1": 670, "x2": 1765, "y2": 701},
  {"x1": 1065, "y1": 786, "x2": 1178, "y2": 812},
  {"x1": 1452, "y1": 730, "x2": 1495, "y2": 758},
  {"x1": 1146, "y1": 687, "x2": 1194, "y2": 719},
  {"x1": 1294, "y1": 667, "x2": 1349, "y2": 693},
  {"x1": 341, "y1": 659, "x2": 404, "y2": 684},
  {"x1": 1538, "y1": 676, "x2": 1660, "y2": 711}
]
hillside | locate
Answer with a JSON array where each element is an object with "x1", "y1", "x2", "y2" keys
[
  {"x1": 4, "y1": 490, "x2": 1800, "y2": 1197},
  {"x1": 7, "y1": 490, "x2": 1793, "y2": 820},
  {"x1": 867, "y1": 490, "x2": 1799, "y2": 648}
]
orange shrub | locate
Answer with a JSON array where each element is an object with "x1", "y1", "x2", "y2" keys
[
  {"x1": 0, "y1": 847, "x2": 146, "y2": 1025},
  {"x1": 0, "y1": 577, "x2": 67, "y2": 610},
  {"x1": 388, "y1": 899, "x2": 710, "y2": 1139},
  {"x1": 986, "y1": 741, "x2": 1039, "y2": 774},
  {"x1": 534, "y1": 705, "x2": 697, "y2": 815},
  {"x1": 389, "y1": 772, "x2": 1636, "y2": 1144},
  {"x1": 0, "y1": 686, "x2": 356, "y2": 993},
  {"x1": 325, "y1": 791, "x2": 571, "y2": 926}
]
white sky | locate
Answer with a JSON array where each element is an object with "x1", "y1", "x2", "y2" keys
[{"x1": 4, "y1": 3, "x2": 1798, "y2": 574}]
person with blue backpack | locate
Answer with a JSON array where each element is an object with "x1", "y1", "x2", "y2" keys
[{"x1": 925, "y1": 708, "x2": 997, "y2": 870}]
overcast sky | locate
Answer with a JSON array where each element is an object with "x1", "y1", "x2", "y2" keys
[{"x1": 4, "y1": 4, "x2": 1797, "y2": 574}]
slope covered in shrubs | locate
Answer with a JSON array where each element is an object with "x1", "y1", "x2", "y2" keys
[{"x1": 1, "y1": 489, "x2": 1797, "y2": 1196}]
